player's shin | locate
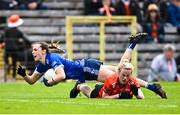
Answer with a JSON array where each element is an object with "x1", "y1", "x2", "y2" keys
[
  {"x1": 136, "y1": 78, "x2": 167, "y2": 98},
  {"x1": 136, "y1": 78, "x2": 157, "y2": 91},
  {"x1": 79, "y1": 84, "x2": 92, "y2": 98}
]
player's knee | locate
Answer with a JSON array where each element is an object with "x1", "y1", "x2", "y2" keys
[
  {"x1": 90, "y1": 84, "x2": 103, "y2": 98},
  {"x1": 90, "y1": 92, "x2": 97, "y2": 98}
]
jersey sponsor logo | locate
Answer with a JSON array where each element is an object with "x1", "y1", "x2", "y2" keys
[
  {"x1": 111, "y1": 83, "x2": 116, "y2": 88},
  {"x1": 83, "y1": 67, "x2": 99, "y2": 75},
  {"x1": 46, "y1": 59, "x2": 49, "y2": 64},
  {"x1": 51, "y1": 61, "x2": 57, "y2": 67},
  {"x1": 53, "y1": 64, "x2": 58, "y2": 69},
  {"x1": 54, "y1": 65, "x2": 64, "y2": 71}
]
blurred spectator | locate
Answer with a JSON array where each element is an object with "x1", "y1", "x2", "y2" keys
[
  {"x1": 0, "y1": 17, "x2": 6, "y2": 35},
  {"x1": 143, "y1": 0, "x2": 169, "y2": 22},
  {"x1": 0, "y1": 18, "x2": 6, "y2": 26},
  {"x1": 143, "y1": 4, "x2": 165, "y2": 43},
  {"x1": 176, "y1": 54, "x2": 180, "y2": 74},
  {"x1": 0, "y1": 0, "x2": 18, "y2": 10},
  {"x1": 16, "y1": 0, "x2": 47, "y2": 10},
  {"x1": 147, "y1": 44, "x2": 180, "y2": 82},
  {"x1": 159, "y1": 0, "x2": 169, "y2": 22},
  {"x1": 143, "y1": 0, "x2": 159, "y2": 13},
  {"x1": 0, "y1": 15, "x2": 31, "y2": 81},
  {"x1": 84, "y1": 0, "x2": 103, "y2": 15},
  {"x1": 98, "y1": 0, "x2": 116, "y2": 16},
  {"x1": 115, "y1": 0, "x2": 142, "y2": 23},
  {"x1": 167, "y1": 0, "x2": 180, "y2": 34},
  {"x1": 84, "y1": 0, "x2": 116, "y2": 17}
]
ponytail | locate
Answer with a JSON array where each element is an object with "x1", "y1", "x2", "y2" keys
[
  {"x1": 48, "y1": 40, "x2": 65, "y2": 53},
  {"x1": 35, "y1": 40, "x2": 65, "y2": 54}
]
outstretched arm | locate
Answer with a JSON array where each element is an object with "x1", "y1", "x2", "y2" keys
[
  {"x1": 102, "y1": 91, "x2": 119, "y2": 99},
  {"x1": 130, "y1": 84, "x2": 144, "y2": 99},
  {"x1": 24, "y1": 72, "x2": 42, "y2": 85},
  {"x1": 17, "y1": 65, "x2": 42, "y2": 85}
]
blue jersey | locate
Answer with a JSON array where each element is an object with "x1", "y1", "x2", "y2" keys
[{"x1": 35, "y1": 53, "x2": 85, "y2": 82}]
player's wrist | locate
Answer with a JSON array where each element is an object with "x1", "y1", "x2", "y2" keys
[
  {"x1": 22, "y1": 75, "x2": 27, "y2": 78},
  {"x1": 51, "y1": 78, "x2": 57, "y2": 84},
  {"x1": 43, "y1": 78, "x2": 53, "y2": 87},
  {"x1": 17, "y1": 65, "x2": 26, "y2": 77},
  {"x1": 48, "y1": 78, "x2": 57, "y2": 86},
  {"x1": 48, "y1": 80, "x2": 53, "y2": 86},
  {"x1": 21, "y1": 73, "x2": 26, "y2": 77}
]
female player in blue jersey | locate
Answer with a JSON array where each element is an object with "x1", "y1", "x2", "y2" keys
[{"x1": 17, "y1": 33, "x2": 166, "y2": 99}]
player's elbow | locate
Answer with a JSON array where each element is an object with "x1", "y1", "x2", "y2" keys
[
  {"x1": 29, "y1": 82, "x2": 34, "y2": 85},
  {"x1": 136, "y1": 95, "x2": 145, "y2": 99},
  {"x1": 28, "y1": 82, "x2": 35, "y2": 85},
  {"x1": 61, "y1": 74, "x2": 66, "y2": 80},
  {"x1": 136, "y1": 89, "x2": 145, "y2": 99}
]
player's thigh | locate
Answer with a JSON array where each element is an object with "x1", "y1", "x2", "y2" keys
[{"x1": 97, "y1": 65, "x2": 115, "y2": 82}]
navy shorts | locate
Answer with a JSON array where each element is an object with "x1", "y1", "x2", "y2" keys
[{"x1": 83, "y1": 58, "x2": 103, "y2": 81}]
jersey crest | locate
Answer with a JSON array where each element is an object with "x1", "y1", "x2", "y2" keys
[{"x1": 111, "y1": 82, "x2": 116, "y2": 88}]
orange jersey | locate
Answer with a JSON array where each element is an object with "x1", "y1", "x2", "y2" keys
[{"x1": 98, "y1": 74, "x2": 138, "y2": 98}]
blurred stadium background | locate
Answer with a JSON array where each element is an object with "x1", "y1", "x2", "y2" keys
[
  {"x1": 0, "y1": 0, "x2": 179, "y2": 82},
  {"x1": 0, "y1": 0, "x2": 180, "y2": 113}
]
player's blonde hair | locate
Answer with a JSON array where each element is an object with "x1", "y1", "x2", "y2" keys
[{"x1": 116, "y1": 59, "x2": 133, "y2": 73}]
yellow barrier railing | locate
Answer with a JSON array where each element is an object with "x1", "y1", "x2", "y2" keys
[
  {"x1": 0, "y1": 49, "x2": 4, "y2": 69},
  {"x1": 65, "y1": 16, "x2": 137, "y2": 76}
]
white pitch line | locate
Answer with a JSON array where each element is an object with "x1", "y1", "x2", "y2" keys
[
  {"x1": 0, "y1": 99, "x2": 109, "y2": 106},
  {"x1": 0, "y1": 99, "x2": 178, "y2": 108},
  {"x1": 0, "y1": 114, "x2": 180, "y2": 115}
]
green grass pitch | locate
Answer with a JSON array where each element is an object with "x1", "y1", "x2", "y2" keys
[{"x1": 0, "y1": 81, "x2": 180, "y2": 114}]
